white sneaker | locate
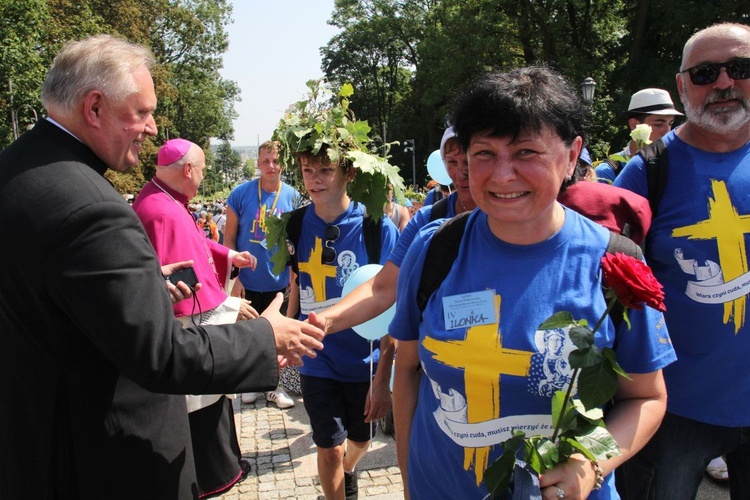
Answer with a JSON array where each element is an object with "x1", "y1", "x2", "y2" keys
[
  {"x1": 241, "y1": 392, "x2": 259, "y2": 404},
  {"x1": 266, "y1": 387, "x2": 294, "y2": 409}
]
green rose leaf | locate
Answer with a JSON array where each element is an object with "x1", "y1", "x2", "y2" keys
[
  {"x1": 621, "y1": 308, "x2": 633, "y2": 329},
  {"x1": 569, "y1": 345, "x2": 603, "y2": 369},
  {"x1": 524, "y1": 437, "x2": 559, "y2": 474},
  {"x1": 571, "y1": 398, "x2": 604, "y2": 421},
  {"x1": 571, "y1": 424, "x2": 622, "y2": 461},
  {"x1": 484, "y1": 449, "x2": 518, "y2": 495},
  {"x1": 558, "y1": 436, "x2": 594, "y2": 462},
  {"x1": 569, "y1": 325, "x2": 595, "y2": 349},
  {"x1": 551, "y1": 391, "x2": 578, "y2": 432},
  {"x1": 539, "y1": 311, "x2": 576, "y2": 330},
  {"x1": 502, "y1": 430, "x2": 527, "y2": 452},
  {"x1": 578, "y1": 361, "x2": 618, "y2": 410},
  {"x1": 602, "y1": 348, "x2": 631, "y2": 379}
]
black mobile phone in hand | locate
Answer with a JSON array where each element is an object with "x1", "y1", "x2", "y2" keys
[{"x1": 165, "y1": 266, "x2": 199, "y2": 288}]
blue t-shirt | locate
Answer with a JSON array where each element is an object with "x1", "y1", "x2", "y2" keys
[
  {"x1": 423, "y1": 188, "x2": 436, "y2": 206},
  {"x1": 594, "y1": 163, "x2": 618, "y2": 184},
  {"x1": 615, "y1": 129, "x2": 750, "y2": 426},
  {"x1": 390, "y1": 208, "x2": 675, "y2": 499},
  {"x1": 227, "y1": 179, "x2": 299, "y2": 292},
  {"x1": 295, "y1": 201, "x2": 399, "y2": 382},
  {"x1": 389, "y1": 191, "x2": 460, "y2": 267},
  {"x1": 594, "y1": 148, "x2": 629, "y2": 185}
]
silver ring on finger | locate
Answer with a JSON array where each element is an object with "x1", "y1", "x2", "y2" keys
[{"x1": 556, "y1": 487, "x2": 565, "y2": 499}]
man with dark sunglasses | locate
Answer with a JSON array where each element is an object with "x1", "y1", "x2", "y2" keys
[{"x1": 615, "y1": 22, "x2": 750, "y2": 499}]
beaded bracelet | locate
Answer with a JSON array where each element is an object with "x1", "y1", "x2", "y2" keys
[{"x1": 590, "y1": 460, "x2": 604, "y2": 490}]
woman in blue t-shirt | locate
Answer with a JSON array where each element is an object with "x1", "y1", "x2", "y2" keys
[{"x1": 389, "y1": 67, "x2": 677, "y2": 500}]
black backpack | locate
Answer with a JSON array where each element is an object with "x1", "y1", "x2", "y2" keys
[
  {"x1": 638, "y1": 138, "x2": 668, "y2": 218},
  {"x1": 603, "y1": 139, "x2": 668, "y2": 217},
  {"x1": 429, "y1": 196, "x2": 451, "y2": 222},
  {"x1": 601, "y1": 158, "x2": 626, "y2": 179},
  {"x1": 285, "y1": 204, "x2": 383, "y2": 277},
  {"x1": 416, "y1": 212, "x2": 642, "y2": 335}
]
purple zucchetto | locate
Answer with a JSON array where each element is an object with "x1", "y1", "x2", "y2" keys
[{"x1": 157, "y1": 138, "x2": 192, "y2": 166}]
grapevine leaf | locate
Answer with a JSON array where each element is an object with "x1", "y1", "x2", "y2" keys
[
  {"x1": 339, "y1": 82, "x2": 354, "y2": 98},
  {"x1": 265, "y1": 212, "x2": 292, "y2": 276}
]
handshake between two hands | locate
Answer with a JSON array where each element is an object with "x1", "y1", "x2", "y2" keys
[{"x1": 161, "y1": 260, "x2": 325, "y2": 369}]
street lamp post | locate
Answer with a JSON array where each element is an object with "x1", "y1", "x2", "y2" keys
[
  {"x1": 581, "y1": 77, "x2": 597, "y2": 104},
  {"x1": 11, "y1": 104, "x2": 38, "y2": 141},
  {"x1": 404, "y1": 139, "x2": 416, "y2": 188},
  {"x1": 9, "y1": 78, "x2": 39, "y2": 141}
]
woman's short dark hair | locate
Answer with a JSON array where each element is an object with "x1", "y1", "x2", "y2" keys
[{"x1": 450, "y1": 66, "x2": 588, "y2": 151}]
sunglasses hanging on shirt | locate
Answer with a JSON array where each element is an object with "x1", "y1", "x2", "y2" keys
[{"x1": 322, "y1": 224, "x2": 340, "y2": 265}]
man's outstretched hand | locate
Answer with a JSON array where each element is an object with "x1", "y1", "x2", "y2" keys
[{"x1": 261, "y1": 293, "x2": 324, "y2": 367}]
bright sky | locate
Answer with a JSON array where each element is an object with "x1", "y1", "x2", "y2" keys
[{"x1": 220, "y1": 1, "x2": 340, "y2": 147}]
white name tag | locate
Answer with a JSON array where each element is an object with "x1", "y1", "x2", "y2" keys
[{"x1": 442, "y1": 290, "x2": 496, "y2": 330}]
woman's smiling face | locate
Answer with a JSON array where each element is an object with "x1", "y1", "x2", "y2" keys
[{"x1": 467, "y1": 127, "x2": 580, "y2": 243}]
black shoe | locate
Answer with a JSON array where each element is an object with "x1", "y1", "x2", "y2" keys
[
  {"x1": 344, "y1": 471, "x2": 358, "y2": 500},
  {"x1": 237, "y1": 459, "x2": 251, "y2": 483}
]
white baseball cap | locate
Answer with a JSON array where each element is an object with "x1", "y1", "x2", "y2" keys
[{"x1": 440, "y1": 127, "x2": 458, "y2": 158}]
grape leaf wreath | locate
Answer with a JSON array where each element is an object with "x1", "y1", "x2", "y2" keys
[{"x1": 265, "y1": 79, "x2": 406, "y2": 275}]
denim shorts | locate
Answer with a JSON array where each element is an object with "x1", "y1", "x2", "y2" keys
[{"x1": 300, "y1": 375, "x2": 376, "y2": 448}]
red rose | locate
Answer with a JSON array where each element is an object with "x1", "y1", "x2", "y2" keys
[{"x1": 601, "y1": 252, "x2": 666, "y2": 312}]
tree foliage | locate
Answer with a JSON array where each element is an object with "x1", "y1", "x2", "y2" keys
[
  {"x1": 321, "y1": 0, "x2": 747, "y2": 183},
  {"x1": 214, "y1": 140, "x2": 242, "y2": 189},
  {"x1": 1, "y1": 0, "x2": 239, "y2": 196}
]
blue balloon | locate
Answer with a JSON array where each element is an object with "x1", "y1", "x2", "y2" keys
[
  {"x1": 341, "y1": 264, "x2": 396, "y2": 341},
  {"x1": 426, "y1": 149, "x2": 453, "y2": 186}
]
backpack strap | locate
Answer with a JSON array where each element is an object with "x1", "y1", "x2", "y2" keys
[
  {"x1": 606, "y1": 231, "x2": 642, "y2": 260},
  {"x1": 603, "y1": 158, "x2": 624, "y2": 176},
  {"x1": 286, "y1": 205, "x2": 308, "y2": 278},
  {"x1": 416, "y1": 212, "x2": 471, "y2": 314},
  {"x1": 429, "y1": 196, "x2": 451, "y2": 222},
  {"x1": 638, "y1": 138, "x2": 668, "y2": 218},
  {"x1": 605, "y1": 231, "x2": 642, "y2": 346},
  {"x1": 362, "y1": 215, "x2": 383, "y2": 264}
]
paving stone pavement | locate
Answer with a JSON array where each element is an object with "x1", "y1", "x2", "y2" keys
[{"x1": 215, "y1": 393, "x2": 403, "y2": 500}]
